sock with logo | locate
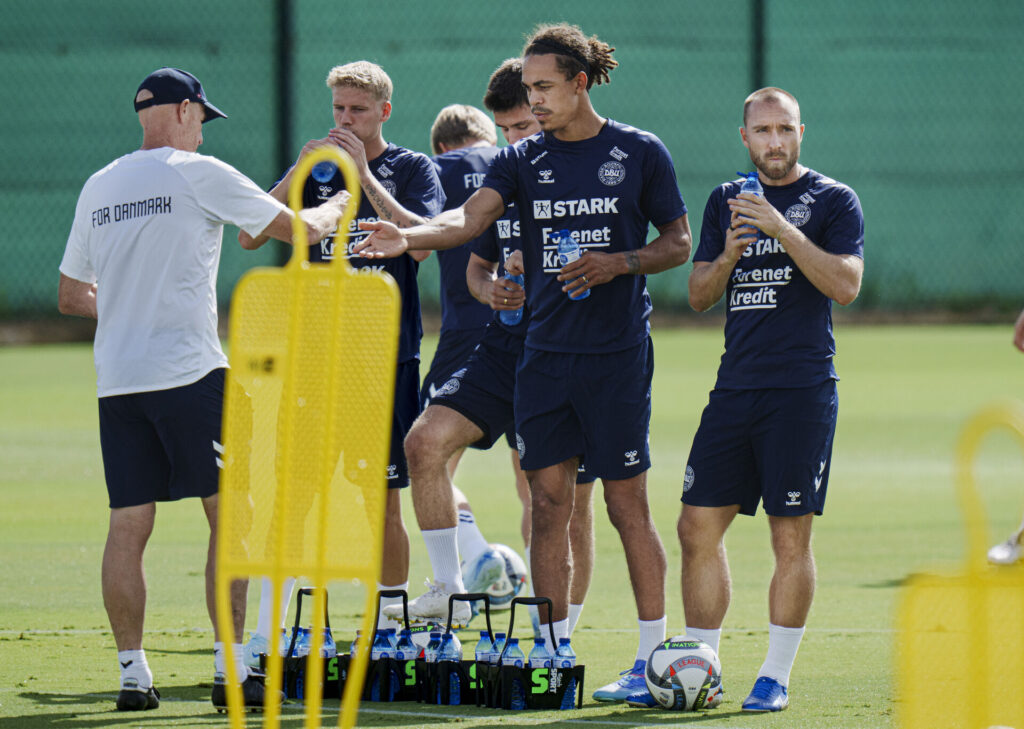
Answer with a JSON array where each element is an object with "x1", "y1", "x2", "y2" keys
[
  {"x1": 456, "y1": 508, "x2": 492, "y2": 566},
  {"x1": 118, "y1": 649, "x2": 153, "y2": 689}
]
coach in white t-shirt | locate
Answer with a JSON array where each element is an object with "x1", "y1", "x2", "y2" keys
[{"x1": 57, "y1": 67, "x2": 347, "y2": 713}]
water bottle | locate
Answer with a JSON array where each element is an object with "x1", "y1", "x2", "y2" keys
[
  {"x1": 424, "y1": 631, "x2": 443, "y2": 663},
  {"x1": 395, "y1": 629, "x2": 417, "y2": 661},
  {"x1": 555, "y1": 229, "x2": 590, "y2": 300},
  {"x1": 321, "y1": 627, "x2": 337, "y2": 658},
  {"x1": 293, "y1": 627, "x2": 311, "y2": 657},
  {"x1": 499, "y1": 273, "x2": 525, "y2": 325},
  {"x1": 385, "y1": 628, "x2": 398, "y2": 653},
  {"x1": 489, "y1": 632, "x2": 506, "y2": 665},
  {"x1": 473, "y1": 631, "x2": 493, "y2": 663},
  {"x1": 502, "y1": 638, "x2": 526, "y2": 668},
  {"x1": 737, "y1": 170, "x2": 764, "y2": 239},
  {"x1": 278, "y1": 628, "x2": 289, "y2": 658},
  {"x1": 554, "y1": 638, "x2": 577, "y2": 710},
  {"x1": 528, "y1": 637, "x2": 552, "y2": 668},
  {"x1": 349, "y1": 630, "x2": 362, "y2": 656},
  {"x1": 371, "y1": 629, "x2": 392, "y2": 661},
  {"x1": 553, "y1": 637, "x2": 576, "y2": 667},
  {"x1": 437, "y1": 634, "x2": 461, "y2": 705}
]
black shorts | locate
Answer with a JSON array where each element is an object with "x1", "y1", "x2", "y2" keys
[
  {"x1": 682, "y1": 381, "x2": 838, "y2": 516},
  {"x1": 98, "y1": 368, "x2": 225, "y2": 509},
  {"x1": 420, "y1": 327, "x2": 487, "y2": 410}
]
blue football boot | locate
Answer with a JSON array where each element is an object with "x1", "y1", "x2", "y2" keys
[{"x1": 741, "y1": 676, "x2": 788, "y2": 712}]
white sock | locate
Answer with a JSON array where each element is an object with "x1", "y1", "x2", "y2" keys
[
  {"x1": 567, "y1": 604, "x2": 584, "y2": 636},
  {"x1": 636, "y1": 616, "x2": 667, "y2": 664},
  {"x1": 377, "y1": 582, "x2": 409, "y2": 629},
  {"x1": 423, "y1": 527, "x2": 466, "y2": 592},
  {"x1": 213, "y1": 642, "x2": 248, "y2": 679},
  {"x1": 456, "y1": 509, "x2": 492, "y2": 565},
  {"x1": 758, "y1": 623, "x2": 805, "y2": 686},
  {"x1": 255, "y1": 576, "x2": 296, "y2": 639},
  {"x1": 685, "y1": 626, "x2": 722, "y2": 655},
  {"x1": 118, "y1": 649, "x2": 152, "y2": 688},
  {"x1": 545, "y1": 618, "x2": 569, "y2": 643}
]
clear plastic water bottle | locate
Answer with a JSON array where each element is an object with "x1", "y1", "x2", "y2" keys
[
  {"x1": 737, "y1": 170, "x2": 764, "y2": 239},
  {"x1": 437, "y1": 634, "x2": 461, "y2": 704},
  {"x1": 554, "y1": 637, "x2": 577, "y2": 710},
  {"x1": 293, "y1": 627, "x2": 311, "y2": 657},
  {"x1": 278, "y1": 628, "x2": 289, "y2": 658},
  {"x1": 349, "y1": 630, "x2": 362, "y2": 656},
  {"x1": 489, "y1": 632, "x2": 506, "y2": 665},
  {"x1": 384, "y1": 628, "x2": 398, "y2": 653},
  {"x1": 553, "y1": 637, "x2": 576, "y2": 667},
  {"x1": 321, "y1": 627, "x2": 337, "y2": 658},
  {"x1": 555, "y1": 229, "x2": 590, "y2": 301},
  {"x1": 394, "y1": 629, "x2": 417, "y2": 661},
  {"x1": 371, "y1": 629, "x2": 392, "y2": 661},
  {"x1": 502, "y1": 637, "x2": 526, "y2": 668},
  {"x1": 528, "y1": 637, "x2": 552, "y2": 668},
  {"x1": 424, "y1": 631, "x2": 443, "y2": 663},
  {"x1": 473, "y1": 631, "x2": 493, "y2": 663},
  {"x1": 499, "y1": 274, "x2": 525, "y2": 325}
]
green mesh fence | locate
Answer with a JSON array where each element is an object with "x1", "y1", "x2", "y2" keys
[{"x1": 4, "y1": 0, "x2": 1022, "y2": 319}]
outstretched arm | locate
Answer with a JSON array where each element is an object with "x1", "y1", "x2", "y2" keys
[
  {"x1": 239, "y1": 192, "x2": 350, "y2": 250},
  {"x1": 354, "y1": 187, "x2": 506, "y2": 259}
]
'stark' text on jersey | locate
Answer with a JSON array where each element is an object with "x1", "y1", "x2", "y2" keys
[
  {"x1": 695, "y1": 168, "x2": 864, "y2": 389},
  {"x1": 483, "y1": 120, "x2": 686, "y2": 354},
  {"x1": 433, "y1": 145, "x2": 500, "y2": 334},
  {"x1": 291, "y1": 143, "x2": 444, "y2": 363}
]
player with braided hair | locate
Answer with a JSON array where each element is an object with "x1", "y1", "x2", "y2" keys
[{"x1": 356, "y1": 23, "x2": 691, "y2": 705}]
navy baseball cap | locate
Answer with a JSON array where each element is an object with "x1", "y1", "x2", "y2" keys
[{"x1": 134, "y1": 67, "x2": 227, "y2": 122}]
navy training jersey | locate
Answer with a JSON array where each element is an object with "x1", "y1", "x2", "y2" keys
[
  {"x1": 433, "y1": 146, "x2": 501, "y2": 333},
  {"x1": 469, "y1": 201, "x2": 528, "y2": 339},
  {"x1": 297, "y1": 143, "x2": 445, "y2": 362},
  {"x1": 483, "y1": 119, "x2": 686, "y2": 354},
  {"x1": 695, "y1": 168, "x2": 864, "y2": 389}
]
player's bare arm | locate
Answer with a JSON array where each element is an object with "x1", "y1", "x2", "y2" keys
[
  {"x1": 466, "y1": 252, "x2": 524, "y2": 311},
  {"x1": 729, "y1": 192, "x2": 863, "y2": 305},
  {"x1": 355, "y1": 186, "x2": 505, "y2": 258},
  {"x1": 57, "y1": 274, "x2": 98, "y2": 319},
  {"x1": 239, "y1": 191, "x2": 350, "y2": 250},
  {"x1": 557, "y1": 214, "x2": 692, "y2": 296},
  {"x1": 688, "y1": 212, "x2": 756, "y2": 312}
]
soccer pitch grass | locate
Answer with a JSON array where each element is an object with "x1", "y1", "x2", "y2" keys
[{"x1": 2, "y1": 324, "x2": 1023, "y2": 728}]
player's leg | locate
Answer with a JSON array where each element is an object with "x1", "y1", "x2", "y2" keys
[
  {"x1": 525, "y1": 459, "x2": 579, "y2": 627},
  {"x1": 386, "y1": 404, "x2": 484, "y2": 624},
  {"x1": 567, "y1": 478, "x2": 595, "y2": 634},
  {"x1": 452, "y1": 485, "x2": 505, "y2": 597},
  {"x1": 678, "y1": 503, "x2": 740, "y2": 646},
  {"x1": 742, "y1": 381, "x2": 836, "y2": 713},
  {"x1": 510, "y1": 448, "x2": 531, "y2": 548},
  {"x1": 571, "y1": 338, "x2": 663, "y2": 703},
  {"x1": 98, "y1": 391, "x2": 166, "y2": 710}
]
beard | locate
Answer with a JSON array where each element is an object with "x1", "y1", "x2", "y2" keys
[{"x1": 752, "y1": 147, "x2": 799, "y2": 180}]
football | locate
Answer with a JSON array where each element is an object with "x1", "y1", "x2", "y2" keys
[
  {"x1": 476, "y1": 543, "x2": 528, "y2": 610},
  {"x1": 644, "y1": 636, "x2": 723, "y2": 710}
]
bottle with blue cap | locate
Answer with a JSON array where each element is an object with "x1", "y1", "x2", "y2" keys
[
  {"x1": 394, "y1": 628, "x2": 417, "y2": 661},
  {"x1": 555, "y1": 229, "x2": 590, "y2": 300},
  {"x1": 293, "y1": 626, "x2": 311, "y2": 657},
  {"x1": 736, "y1": 170, "x2": 764, "y2": 240},
  {"x1": 370, "y1": 629, "x2": 392, "y2": 661},
  {"x1": 424, "y1": 630, "x2": 443, "y2": 663},
  {"x1": 437, "y1": 633, "x2": 462, "y2": 704},
  {"x1": 473, "y1": 630, "x2": 493, "y2": 663},
  {"x1": 528, "y1": 637, "x2": 552, "y2": 668},
  {"x1": 489, "y1": 632, "x2": 507, "y2": 664},
  {"x1": 554, "y1": 637, "x2": 577, "y2": 710},
  {"x1": 499, "y1": 273, "x2": 525, "y2": 325},
  {"x1": 502, "y1": 637, "x2": 526, "y2": 668},
  {"x1": 321, "y1": 627, "x2": 337, "y2": 658}
]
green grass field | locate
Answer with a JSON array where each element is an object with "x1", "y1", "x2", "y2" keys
[{"x1": 2, "y1": 324, "x2": 1023, "y2": 728}]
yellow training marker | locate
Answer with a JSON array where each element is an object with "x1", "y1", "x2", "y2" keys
[
  {"x1": 215, "y1": 146, "x2": 399, "y2": 729},
  {"x1": 897, "y1": 402, "x2": 1024, "y2": 729}
]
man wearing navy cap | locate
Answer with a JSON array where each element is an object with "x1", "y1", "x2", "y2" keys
[{"x1": 58, "y1": 67, "x2": 348, "y2": 712}]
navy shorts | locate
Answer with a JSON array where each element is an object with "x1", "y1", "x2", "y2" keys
[
  {"x1": 98, "y1": 368, "x2": 225, "y2": 509},
  {"x1": 514, "y1": 337, "x2": 653, "y2": 480},
  {"x1": 387, "y1": 360, "x2": 421, "y2": 489},
  {"x1": 429, "y1": 324, "x2": 522, "y2": 450},
  {"x1": 682, "y1": 380, "x2": 838, "y2": 517},
  {"x1": 420, "y1": 327, "x2": 487, "y2": 410}
]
